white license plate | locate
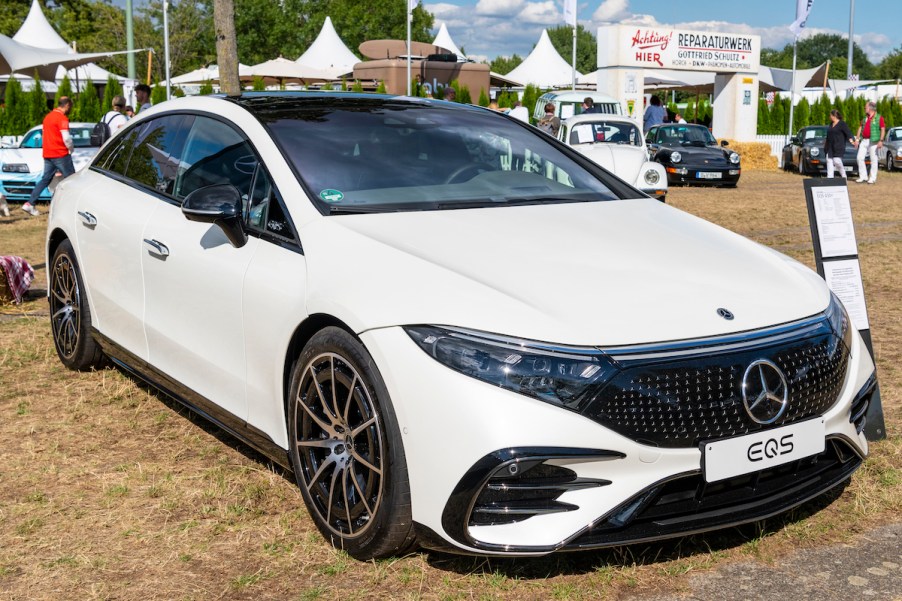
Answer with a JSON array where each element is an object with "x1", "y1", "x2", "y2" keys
[
  {"x1": 845, "y1": 166, "x2": 854, "y2": 172},
  {"x1": 697, "y1": 171, "x2": 722, "y2": 179},
  {"x1": 702, "y1": 418, "x2": 825, "y2": 483}
]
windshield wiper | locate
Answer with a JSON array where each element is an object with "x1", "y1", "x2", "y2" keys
[{"x1": 329, "y1": 205, "x2": 395, "y2": 214}]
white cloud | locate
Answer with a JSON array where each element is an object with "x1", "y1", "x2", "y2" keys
[
  {"x1": 593, "y1": 0, "x2": 630, "y2": 23},
  {"x1": 475, "y1": 0, "x2": 525, "y2": 16},
  {"x1": 517, "y1": 1, "x2": 560, "y2": 24}
]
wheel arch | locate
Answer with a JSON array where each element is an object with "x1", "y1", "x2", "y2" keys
[{"x1": 47, "y1": 227, "x2": 70, "y2": 263}]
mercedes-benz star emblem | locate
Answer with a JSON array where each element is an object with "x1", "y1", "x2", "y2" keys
[
  {"x1": 717, "y1": 308, "x2": 734, "y2": 320},
  {"x1": 741, "y1": 359, "x2": 790, "y2": 424}
]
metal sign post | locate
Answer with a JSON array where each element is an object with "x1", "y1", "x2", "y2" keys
[{"x1": 804, "y1": 177, "x2": 886, "y2": 441}]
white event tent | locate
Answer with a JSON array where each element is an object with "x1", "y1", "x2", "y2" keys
[
  {"x1": 432, "y1": 23, "x2": 465, "y2": 60},
  {"x1": 6, "y1": 0, "x2": 128, "y2": 89},
  {"x1": 295, "y1": 16, "x2": 359, "y2": 80},
  {"x1": 506, "y1": 30, "x2": 580, "y2": 89}
]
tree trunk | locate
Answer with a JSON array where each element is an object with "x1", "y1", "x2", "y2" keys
[{"x1": 213, "y1": 0, "x2": 240, "y2": 95}]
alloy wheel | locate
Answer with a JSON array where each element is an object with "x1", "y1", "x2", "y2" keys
[
  {"x1": 50, "y1": 253, "x2": 81, "y2": 360},
  {"x1": 294, "y1": 352, "x2": 384, "y2": 538}
]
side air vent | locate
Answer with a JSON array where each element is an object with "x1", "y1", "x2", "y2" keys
[
  {"x1": 850, "y1": 374, "x2": 877, "y2": 434},
  {"x1": 470, "y1": 461, "x2": 610, "y2": 526}
]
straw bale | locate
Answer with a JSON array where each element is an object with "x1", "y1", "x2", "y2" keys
[{"x1": 721, "y1": 140, "x2": 779, "y2": 171}]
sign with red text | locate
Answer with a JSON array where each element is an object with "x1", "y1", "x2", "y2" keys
[{"x1": 598, "y1": 25, "x2": 761, "y2": 73}]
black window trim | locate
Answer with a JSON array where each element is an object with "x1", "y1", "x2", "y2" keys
[{"x1": 88, "y1": 109, "x2": 303, "y2": 254}]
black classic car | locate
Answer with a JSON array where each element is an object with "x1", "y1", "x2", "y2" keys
[
  {"x1": 645, "y1": 124, "x2": 741, "y2": 187},
  {"x1": 782, "y1": 125, "x2": 863, "y2": 176}
]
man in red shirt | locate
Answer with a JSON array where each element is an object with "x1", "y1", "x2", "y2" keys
[
  {"x1": 855, "y1": 101, "x2": 886, "y2": 185},
  {"x1": 22, "y1": 97, "x2": 75, "y2": 216}
]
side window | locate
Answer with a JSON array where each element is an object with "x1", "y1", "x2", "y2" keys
[
  {"x1": 101, "y1": 127, "x2": 143, "y2": 175},
  {"x1": 125, "y1": 115, "x2": 194, "y2": 196},
  {"x1": 175, "y1": 117, "x2": 256, "y2": 202},
  {"x1": 645, "y1": 128, "x2": 656, "y2": 144},
  {"x1": 246, "y1": 166, "x2": 293, "y2": 240}
]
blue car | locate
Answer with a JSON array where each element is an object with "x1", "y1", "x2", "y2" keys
[{"x1": 0, "y1": 123, "x2": 100, "y2": 203}]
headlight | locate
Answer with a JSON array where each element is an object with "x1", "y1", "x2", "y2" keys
[
  {"x1": 896, "y1": 149, "x2": 902, "y2": 158},
  {"x1": 670, "y1": 151, "x2": 681, "y2": 163},
  {"x1": 729, "y1": 152, "x2": 740, "y2": 164},
  {"x1": 810, "y1": 148, "x2": 820, "y2": 157},
  {"x1": 644, "y1": 169, "x2": 660, "y2": 185},
  {"x1": 2, "y1": 163, "x2": 29, "y2": 173},
  {"x1": 405, "y1": 326, "x2": 617, "y2": 410},
  {"x1": 825, "y1": 292, "x2": 853, "y2": 351}
]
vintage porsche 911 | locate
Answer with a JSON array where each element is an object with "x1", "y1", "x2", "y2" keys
[{"x1": 645, "y1": 123, "x2": 741, "y2": 187}]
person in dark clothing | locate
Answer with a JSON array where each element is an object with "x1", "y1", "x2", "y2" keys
[{"x1": 824, "y1": 109, "x2": 855, "y2": 179}]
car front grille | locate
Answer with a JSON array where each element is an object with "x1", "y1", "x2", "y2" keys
[
  {"x1": 563, "y1": 437, "x2": 861, "y2": 550},
  {"x1": 1, "y1": 180, "x2": 37, "y2": 198},
  {"x1": 580, "y1": 319, "x2": 849, "y2": 448}
]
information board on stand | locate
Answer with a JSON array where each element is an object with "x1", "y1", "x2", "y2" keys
[{"x1": 804, "y1": 178, "x2": 885, "y2": 441}]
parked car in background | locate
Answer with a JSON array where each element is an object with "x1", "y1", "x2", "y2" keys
[
  {"x1": 781, "y1": 125, "x2": 862, "y2": 176},
  {"x1": 560, "y1": 114, "x2": 667, "y2": 200},
  {"x1": 47, "y1": 93, "x2": 874, "y2": 560},
  {"x1": 877, "y1": 126, "x2": 902, "y2": 171},
  {"x1": 0, "y1": 123, "x2": 99, "y2": 203},
  {"x1": 645, "y1": 123, "x2": 741, "y2": 187},
  {"x1": 533, "y1": 91, "x2": 622, "y2": 123}
]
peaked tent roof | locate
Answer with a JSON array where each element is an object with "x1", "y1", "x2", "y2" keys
[
  {"x1": 296, "y1": 16, "x2": 359, "y2": 79},
  {"x1": 10, "y1": 0, "x2": 126, "y2": 83},
  {"x1": 432, "y1": 23, "x2": 464, "y2": 59},
  {"x1": 506, "y1": 30, "x2": 580, "y2": 89}
]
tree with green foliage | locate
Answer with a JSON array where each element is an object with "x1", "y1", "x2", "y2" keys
[
  {"x1": 376, "y1": 80, "x2": 386, "y2": 94},
  {"x1": 489, "y1": 55, "x2": 523, "y2": 75},
  {"x1": 771, "y1": 99, "x2": 786, "y2": 134},
  {"x1": 351, "y1": 80, "x2": 364, "y2": 93},
  {"x1": 151, "y1": 83, "x2": 167, "y2": 104},
  {"x1": 760, "y1": 34, "x2": 874, "y2": 79},
  {"x1": 757, "y1": 99, "x2": 770, "y2": 134},
  {"x1": 519, "y1": 84, "x2": 543, "y2": 120},
  {"x1": 198, "y1": 80, "x2": 215, "y2": 95},
  {"x1": 55, "y1": 76, "x2": 75, "y2": 109},
  {"x1": 794, "y1": 97, "x2": 810, "y2": 130},
  {"x1": 102, "y1": 75, "x2": 124, "y2": 111},
  {"x1": 27, "y1": 73, "x2": 49, "y2": 129},
  {"x1": 73, "y1": 80, "x2": 102, "y2": 123},
  {"x1": 547, "y1": 24, "x2": 597, "y2": 75},
  {"x1": 2, "y1": 77, "x2": 29, "y2": 135},
  {"x1": 496, "y1": 90, "x2": 517, "y2": 109},
  {"x1": 877, "y1": 46, "x2": 902, "y2": 81},
  {"x1": 251, "y1": 77, "x2": 266, "y2": 91},
  {"x1": 477, "y1": 88, "x2": 490, "y2": 107}
]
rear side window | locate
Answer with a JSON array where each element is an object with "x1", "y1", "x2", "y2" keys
[
  {"x1": 125, "y1": 115, "x2": 194, "y2": 196},
  {"x1": 175, "y1": 117, "x2": 256, "y2": 201}
]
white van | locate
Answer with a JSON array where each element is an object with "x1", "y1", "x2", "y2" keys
[{"x1": 533, "y1": 91, "x2": 622, "y2": 122}]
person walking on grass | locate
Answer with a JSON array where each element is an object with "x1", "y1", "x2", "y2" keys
[
  {"x1": 855, "y1": 101, "x2": 885, "y2": 184},
  {"x1": 22, "y1": 97, "x2": 74, "y2": 217},
  {"x1": 825, "y1": 109, "x2": 855, "y2": 179}
]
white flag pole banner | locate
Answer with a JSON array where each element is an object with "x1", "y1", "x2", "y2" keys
[
  {"x1": 563, "y1": 0, "x2": 577, "y2": 27},
  {"x1": 789, "y1": 0, "x2": 814, "y2": 37}
]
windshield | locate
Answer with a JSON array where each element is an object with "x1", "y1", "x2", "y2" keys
[
  {"x1": 567, "y1": 120, "x2": 641, "y2": 147},
  {"x1": 802, "y1": 127, "x2": 827, "y2": 140},
  {"x1": 19, "y1": 126, "x2": 95, "y2": 149},
  {"x1": 656, "y1": 125, "x2": 717, "y2": 147},
  {"x1": 264, "y1": 103, "x2": 621, "y2": 213}
]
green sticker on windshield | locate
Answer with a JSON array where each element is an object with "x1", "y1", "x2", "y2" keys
[{"x1": 320, "y1": 189, "x2": 344, "y2": 203}]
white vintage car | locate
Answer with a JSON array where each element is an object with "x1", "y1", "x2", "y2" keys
[{"x1": 559, "y1": 114, "x2": 667, "y2": 201}]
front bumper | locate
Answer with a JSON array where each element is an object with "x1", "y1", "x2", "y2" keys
[
  {"x1": 0, "y1": 173, "x2": 51, "y2": 202},
  {"x1": 665, "y1": 166, "x2": 740, "y2": 186},
  {"x1": 361, "y1": 320, "x2": 873, "y2": 556}
]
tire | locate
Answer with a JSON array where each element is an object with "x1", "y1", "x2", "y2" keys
[
  {"x1": 782, "y1": 152, "x2": 792, "y2": 171},
  {"x1": 888, "y1": 156, "x2": 895, "y2": 172},
  {"x1": 798, "y1": 157, "x2": 807, "y2": 176},
  {"x1": 49, "y1": 239, "x2": 106, "y2": 371},
  {"x1": 287, "y1": 327, "x2": 416, "y2": 559}
]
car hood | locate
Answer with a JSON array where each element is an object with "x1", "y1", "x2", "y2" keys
[
  {"x1": 0, "y1": 147, "x2": 97, "y2": 174},
  {"x1": 660, "y1": 144, "x2": 731, "y2": 164},
  {"x1": 572, "y1": 144, "x2": 647, "y2": 178},
  {"x1": 302, "y1": 199, "x2": 828, "y2": 346}
]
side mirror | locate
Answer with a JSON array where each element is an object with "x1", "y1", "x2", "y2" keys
[
  {"x1": 720, "y1": 140, "x2": 729, "y2": 147},
  {"x1": 791, "y1": 136, "x2": 800, "y2": 145},
  {"x1": 181, "y1": 183, "x2": 247, "y2": 248}
]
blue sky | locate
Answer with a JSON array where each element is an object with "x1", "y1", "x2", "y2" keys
[{"x1": 425, "y1": 0, "x2": 900, "y2": 62}]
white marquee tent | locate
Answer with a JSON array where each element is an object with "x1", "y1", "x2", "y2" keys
[
  {"x1": 506, "y1": 30, "x2": 580, "y2": 89},
  {"x1": 432, "y1": 23, "x2": 465, "y2": 60},
  {"x1": 295, "y1": 16, "x2": 359, "y2": 79},
  {"x1": 9, "y1": 0, "x2": 128, "y2": 87}
]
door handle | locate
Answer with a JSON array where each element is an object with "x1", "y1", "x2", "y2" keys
[
  {"x1": 143, "y1": 238, "x2": 170, "y2": 257},
  {"x1": 77, "y1": 211, "x2": 97, "y2": 226}
]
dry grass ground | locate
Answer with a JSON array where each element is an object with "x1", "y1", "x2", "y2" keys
[{"x1": 0, "y1": 170, "x2": 900, "y2": 600}]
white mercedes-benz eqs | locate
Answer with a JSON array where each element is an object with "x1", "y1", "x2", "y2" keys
[{"x1": 46, "y1": 93, "x2": 876, "y2": 559}]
